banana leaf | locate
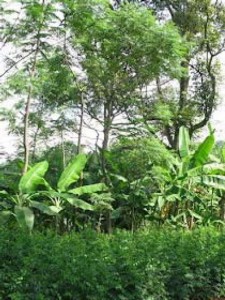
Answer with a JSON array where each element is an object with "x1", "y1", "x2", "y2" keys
[
  {"x1": 30, "y1": 200, "x2": 62, "y2": 215},
  {"x1": 191, "y1": 134, "x2": 215, "y2": 167},
  {"x1": 179, "y1": 126, "x2": 190, "y2": 158},
  {"x1": 19, "y1": 161, "x2": 49, "y2": 194},
  {"x1": 57, "y1": 154, "x2": 87, "y2": 192},
  {"x1": 14, "y1": 206, "x2": 34, "y2": 231},
  {"x1": 65, "y1": 197, "x2": 94, "y2": 211},
  {"x1": 68, "y1": 183, "x2": 108, "y2": 196}
]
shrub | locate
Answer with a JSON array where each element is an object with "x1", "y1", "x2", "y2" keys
[{"x1": 0, "y1": 228, "x2": 225, "y2": 299}]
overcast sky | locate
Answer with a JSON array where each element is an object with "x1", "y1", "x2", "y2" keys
[{"x1": 1, "y1": 1, "x2": 225, "y2": 162}]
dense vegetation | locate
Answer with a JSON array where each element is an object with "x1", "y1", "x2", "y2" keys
[
  {"x1": 1, "y1": 0, "x2": 225, "y2": 298},
  {"x1": 1, "y1": 228, "x2": 225, "y2": 300}
]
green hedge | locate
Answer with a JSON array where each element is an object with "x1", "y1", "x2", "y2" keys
[{"x1": 1, "y1": 228, "x2": 225, "y2": 299}]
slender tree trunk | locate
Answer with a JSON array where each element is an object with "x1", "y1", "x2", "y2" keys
[
  {"x1": 102, "y1": 102, "x2": 113, "y2": 233},
  {"x1": 77, "y1": 93, "x2": 84, "y2": 154},
  {"x1": 23, "y1": 55, "x2": 38, "y2": 174},
  {"x1": 102, "y1": 123, "x2": 112, "y2": 233},
  {"x1": 164, "y1": 59, "x2": 190, "y2": 150},
  {"x1": 173, "y1": 59, "x2": 190, "y2": 150},
  {"x1": 22, "y1": 0, "x2": 45, "y2": 174},
  {"x1": 101, "y1": 103, "x2": 111, "y2": 180},
  {"x1": 102, "y1": 126, "x2": 110, "y2": 152}
]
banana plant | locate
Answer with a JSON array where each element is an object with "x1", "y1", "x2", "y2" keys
[
  {"x1": 153, "y1": 125, "x2": 225, "y2": 228},
  {"x1": 0, "y1": 154, "x2": 108, "y2": 230},
  {"x1": 0, "y1": 192, "x2": 35, "y2": 232},
  {"x1": 0, "y1": 161, "x2": 50, "y2": 231}
]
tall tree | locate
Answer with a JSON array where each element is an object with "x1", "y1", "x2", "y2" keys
[
  {"x1": 0, "y1": 1, "x2": 82, "y2": 167},
  {"x1": 64, "y1": 0, "x2": 186, "y2": 164},
  {"x1": 62, "y1": 0, "x2": 186, "y2": 232},
  {"x1": 1, "y1": 0, "x2": 60, "y2": 173},
  {"x1": 135, "y1": 0, "x2": 225, "y2": 149}
]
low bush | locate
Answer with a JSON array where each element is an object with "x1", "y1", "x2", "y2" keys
[{"x1": 0, "y1": 228, "x2": 225, "y2": 299}]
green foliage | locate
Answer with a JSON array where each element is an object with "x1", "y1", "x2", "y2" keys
[
  {"x1": 19, "y1": 161, "x2": 49, "y2": 193},
  {"x1": 0, "y1": 159, "x2": 22, "y2": 192},
  {"x1": 34, "y1": 49, "x2": 80, "y2": 107},
  {"x1": 1, "y1": 0, "x2": 225, "y2": 234},
  {"x1": 178, "y1": 126, "x2": 190, "y2": 158},
  {"x1": 0, "y1": 153, "x2": 108, "y2": 231},
  {"x1": 152, "y1": 127, "x2": 225, "y2": 228},
  {"x1": 64, "y1": 0, "x2": 187, "y2": 146},
  {"x1": 39, "y1": 142, "x2": 78, "y2": 187},
  {"x1": 14, "y1": 206, "x2": 34, "y2": 232},
  {"x1": 108, "y1": 136, "x2": 175, "y2": 181},
  {"x1": 68, "y1": 0, "x2": 186, "y2": 79},
  {"x1": 69, "y1": 183, "x2": 108, "y2": 195},
  {"x1": 57, "y1": 153, "x2": 87, "y2": 192},
  {"x1": 0, "y1": 228, "x2": 225, "y2": 299},
  {"x1": 191, "y1": 133, "x2": 215, "y2": 167}
]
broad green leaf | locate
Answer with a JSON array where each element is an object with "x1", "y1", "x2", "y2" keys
[
  {"x1": 179, "y1": 126, "x2": 190, "y2": 158},
  {"x1": 57, "y1": 154, "x2": 87, "y2": 192},
  {"x1": 199, "y1": 175, "x2": 225, "y2": 191},
  {"x1": 191, "y1": 133, "x2": 215, "y2": 167},
  {"x1": 48, "y1": 206, "x2": 62, "y2": 214},
  {"x1": 188, "y1": 209, "x2": 202, "y2": 220},
  {"x1": 208, "y1": 154, "x2": 220, "y2": 163},
  {"x1": 212, "y1": 220, "x2": 225, "y2": 226},
  {"x1": 14, "y1": 206, "x2": 34, "y2": 231},
  {"x1": 19, "y1": 161, "x2": 49, "y2": 194},
  {"x1": 30, "y1": 200, "x2": 62, "y2": 215},
  {"x1": 66, "y1": 197, "x2": 94, "y2": 211},
  {"x1": 178, "y1": 158, "x2": 190, "y2": 177},
  {"x1": 157, "y1": 196, "x2": 165, "y2": 210},
  {"x1": 203, "y1": 163, "x2": 225, "y2": 175},
  {"x1": 109, "y1": 174, "x2": 128, "y2": 182},
  {"x1": 69, "y1": 183, "x2": 108, "y2": 196},
  {"x1": 185, "y1": 163, "x2": 225, "y2": 177},
  {"x1": 187, "y1": 165, "x2": 203, "y2": 177}
]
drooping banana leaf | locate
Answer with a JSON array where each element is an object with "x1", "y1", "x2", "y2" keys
[
  {"x1": 65, "y1": 197, "x2": 94, "y2": 211},
  {"x1": 14, "y1": 206, "x2": 34, "y2": 231},
  {"x1": 39, "y1": 191, "x2": 94, "y2": 211},
  {"x1": 202, "y1": 163, "x2": 225, "y2": 175},
  {"x1": 186, "y1": 165, "x2": 203, "y2": 177},
  {"x1": 185, "y1": 163, "x2": 225, "y2": 178},
  {"x1": 19, "y1": 161, "x2": 49, "y2": 194},
  {"x1": 57, "y1": 153, "x2": 87, "y2": 192},
  {"x1": 109, "y1": 173, "x2": 128, "y2": 182},
  {"x1": 188, "y1": 209, "x2": 202, "y2": 221},
  {"x1": 198, "y1": 175, "x2": 225, "y2": 191},
  {"x1": 29, "y1": 200, "x2": 62, "y2": 215},
  {"x1": 68, "y1": 183, "x2": 108, "y2": 196}
]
